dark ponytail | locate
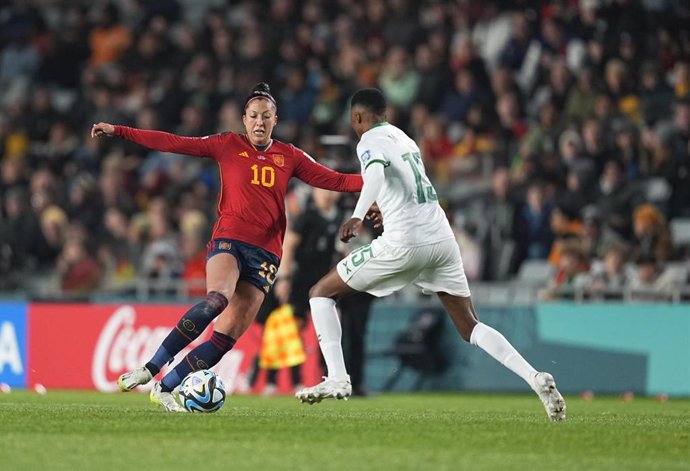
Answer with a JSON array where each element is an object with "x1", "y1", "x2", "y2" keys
[{"x1": 243, "y1": 82, "x2": 277, "y2": 112}]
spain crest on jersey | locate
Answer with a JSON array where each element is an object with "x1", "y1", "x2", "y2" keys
[{"x1": 272, "y1": 154, "x2": 285, "y2": 167}]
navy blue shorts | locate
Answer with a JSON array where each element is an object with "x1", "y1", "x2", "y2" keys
[{"x1": 206, "y1": 238, "x2": 280, "y2": 294}]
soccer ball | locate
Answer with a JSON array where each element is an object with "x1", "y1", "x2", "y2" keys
[{"x1": 179, "y1": 370, "x2": 226, "y2": 413}]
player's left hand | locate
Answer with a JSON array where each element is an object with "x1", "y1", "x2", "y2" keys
[{"x1": 340, "y1": 217, "x2": 362, "y2": 243}]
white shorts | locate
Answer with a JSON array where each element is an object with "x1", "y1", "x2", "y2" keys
[{"x1": 336, "y1": 237, "x2": 471, "y2": 298}]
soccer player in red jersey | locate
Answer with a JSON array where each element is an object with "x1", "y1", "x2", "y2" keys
[{"x1": 91, "y1": 83, "x2": 363, "y2": 411}]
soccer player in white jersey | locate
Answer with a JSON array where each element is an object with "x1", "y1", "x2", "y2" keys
[{"x1": 295, "y1": 89, "x2": 566, "y2": 421}]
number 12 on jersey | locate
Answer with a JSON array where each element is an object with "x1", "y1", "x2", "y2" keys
[{"x1": 402, "y1": 152, "x2": 438, "y2": 204}]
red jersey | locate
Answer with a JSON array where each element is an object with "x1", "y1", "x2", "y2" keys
[{"x1": 114, "y1": 127, "x2": 362, "y2": 259}]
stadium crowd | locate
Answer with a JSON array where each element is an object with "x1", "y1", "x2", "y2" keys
[{"x1": 0, "y1": 0, "x2": 689, "y2": 300}]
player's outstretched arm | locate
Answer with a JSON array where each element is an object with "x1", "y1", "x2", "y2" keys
[
  {"x1": 293, "y1": 150, "x2": 363, "y2": 192},
  {"x1": 91, "y1": 122, "x2": 221, "y2": 158}
]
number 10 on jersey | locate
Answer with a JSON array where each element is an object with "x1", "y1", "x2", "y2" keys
[
  {"x1": 251, "y1": 164, "x2": 275, "y2": 188},
  {"x1": 402, "y1": 152, "x2": 437, "y2": 204}
]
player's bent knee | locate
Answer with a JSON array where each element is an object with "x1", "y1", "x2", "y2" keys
[{"x1": 309, "y1": 283, "x2": 324, "y2": 299}]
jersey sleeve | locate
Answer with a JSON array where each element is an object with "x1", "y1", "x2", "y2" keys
[
  {"x1": 293, "y1": 147, "x2": 363, "y2": 192},
  {"x1": 114, "y1": 126, "x2": 225, "y2": 159},
  {"x1": 351, "y1": 161, "x2": 385, "y2": 220},
  {"x1": 356, "y1": 142, "x2": 390, "y2": 173}
]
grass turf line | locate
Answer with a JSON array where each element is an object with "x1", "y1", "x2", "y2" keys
[{"x1": 0, "y1": 391, "x2": 688, "y2": 471}]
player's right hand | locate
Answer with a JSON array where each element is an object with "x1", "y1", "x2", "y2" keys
[
  {"x1": 340, "y1": 217, "x2": 362, "y2": 243},
  {"x1": 91, "y1": 122, "x2": 115, "y2": 138}
]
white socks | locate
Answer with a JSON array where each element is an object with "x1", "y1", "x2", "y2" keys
[
  {"x1": 470, "y1": 322, "x2": 537, "y2": 385},
  {"x1": 309, "y1": 297, "x2": 349, "y2": 381}
]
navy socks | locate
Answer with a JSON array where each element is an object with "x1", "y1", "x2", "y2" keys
[
  {"x1": 145, "y1": 291, "x2": 229, "y2": 376},
  {"x1": 160, "y1": 331, "x2": 236, "y2": 391}
]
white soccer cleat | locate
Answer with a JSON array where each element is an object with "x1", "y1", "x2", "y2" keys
[
  {"x1": 117, "y1": 366, "x2": 153, "y2": 392},
  {"x1": 295, "y1": 377, "x2": 352, "y2": 404},
  {"x1": 150, "y1": 382, "x2": 186, "y2": 413},
  {"x1": 531, "y1": 372, "x2": 566, "y2": 421}
]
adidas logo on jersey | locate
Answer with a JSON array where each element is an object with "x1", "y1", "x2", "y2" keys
[{"x1": 239, "y1": 151, "x2": 249, "y2": 158}]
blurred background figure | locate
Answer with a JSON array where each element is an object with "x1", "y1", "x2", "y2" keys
[
  {"x1": 627, "y1": 255, "x2": 678, "y2": 302},
  {"x1": 579, "y1": 243, "x2": 630, "y2": 300}
]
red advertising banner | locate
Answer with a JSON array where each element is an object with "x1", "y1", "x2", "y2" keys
[{"x1": 27, "y1": 303, "x2": 321, "y2": 392}]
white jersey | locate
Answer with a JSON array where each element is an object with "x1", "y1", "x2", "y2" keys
[{"x1": 356, "y1": 122, "x2": 455, "y2": 247}]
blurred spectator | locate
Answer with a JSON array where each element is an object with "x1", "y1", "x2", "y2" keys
[
  {"x1": 0, "y1": 31, "x2": 40, "y2": 91},
  {"x1": 419, "y1": 116, "x2": 453, "y2": 183},
  {"x1": 581, "y1": 118, "x2": 607, "y2": 173},
  {"x1": 100, "y1": 206, "x2": 135, "y2": 288},
  {"x1": 522, "y1": 99, "x2": 561, "y2": 158},
  {"x1": 640, "y1": 62, "x2": 674, "y2": 127},
  {"x1": 671, "y1": 60, "x2": 690, "y2": 99},
  {"x1": 470, "y1": 167, "x2": 518, "y2": 280},
  {"x1": 627, "y1": 255, "x2": 678, "y2": 301},
  {"x1": 612, "y1": 121, "x2": 641, "y2": 180},
  {"x1": 595, "y1": 159, "x2": 642, "y2": 239},
  {"x1": 494, "y1": 92, "x2": 528, "y2": 167},
  {"x1": 578, "y1": 205, "x2": 626, "y2": 261},
  {"x1": 89, "y1": 3, "x2": 132, "y2": 66},
  {"x1": 499, "y1": 11, "x2": 532, "y2": 71},
  {"x1": 557, "y1": 168, "x2": 593, "y2": 220},
  {"x1": 557, "y1": 129, "x2": 596, "y2": 193},
  {"x1": 1, "y1": 187, "x2": 42, "y2": 271},
  {"x1": 279, "y1": 67, "x2": 317, "y2": 125},
  {"x1": 379, "y1": 47, "x2": 421, "y2": 110},
  {"x1": 67, "y1": 173, "x2": 103, "y2": 233},
  {"x1": 441, "y1": 68, "x2": 482, "y2": 124},
  {"x1": 548, "y1": 206, "x2": 583, "y2": 267},
  {"x1": 664, "y1": 98, "x2": 690, "y2": 218},
  {"x1": 37, "y1": 205, "x2": 69, "y2": 268},
  {"x1": 515, "y1": 181, "x2": 554, "y2": 263},
  {"x1": 1, "y1": 157, "x2": 28, "y2": 199},
  {"x1": 139, "y1": 200, "x2": 182, "y2": 292},
  {"x1": 582, "y1": 243, "x2": 630, "y2": 300},
  {"x1": 631, "y1": 203, "x2": 675, "y2": 263},
  {"x1": 413, "y1": 42, "x2": 449, "y2": 112},
  {"x1": 180, "y1": 233, "x2": 206, "y2": 297},
  {"x1": 540, "y1": 242, "x2": 589, "y2": 300},
  {"x1": 57, "y1": 232, "x2": 102, "y2": 295},
  {"x1": 565, "y1": 68, "x2": 597, "y2": 123},
  {"x1": 179, "y1": 209, "x2": 208, "y2": 296}
]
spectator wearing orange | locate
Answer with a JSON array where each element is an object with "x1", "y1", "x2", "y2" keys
[
  {"x1": 89, "y1": 3, "x2": 132, "y2": 66},
  {"x1": 548, "y1": 206, "x2": 583, "y2": 266},
  {"x1": 632, "y1": 203, "x2": 675, "y2": 264}
]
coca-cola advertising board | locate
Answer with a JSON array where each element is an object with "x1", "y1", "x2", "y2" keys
[{"x1": 28, "y1": 303, "x2": 321, "y2": 392}]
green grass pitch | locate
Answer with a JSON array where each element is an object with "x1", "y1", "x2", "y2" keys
[{"x1": 0, "y1": 391, "x2": 688, "y2": 470}]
